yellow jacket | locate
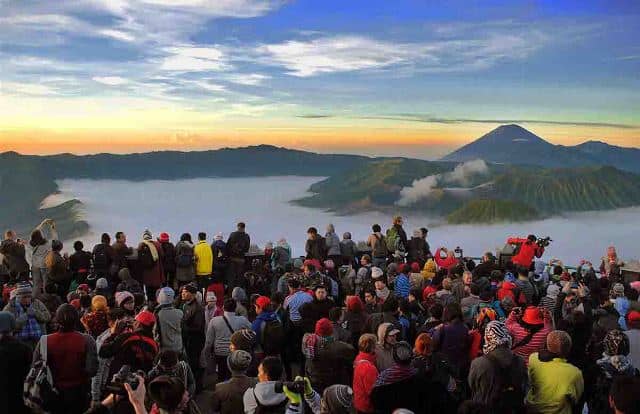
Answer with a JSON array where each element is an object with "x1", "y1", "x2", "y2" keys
[
  {"x1": 194, "y1": 240, "x2": 213, "y2": 276},
  {"x1": 421, "y1": 258, "x2": 437, "y2": 280}
]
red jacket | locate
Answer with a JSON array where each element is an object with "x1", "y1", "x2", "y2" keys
[
  {"x1": 497, "y1": 281, "x2": 517, "y2": 302},
  {"x1": 434, "y1": 248, "x2": 458, "y2": 270},
  {"x1": 508, "y1": 238, "x2": 544, "y2": 268},
  {"x1": 353, "y1": 351, "x2": 378, "y2": 413}
]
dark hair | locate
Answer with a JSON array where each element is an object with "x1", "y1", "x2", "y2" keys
[
  {"x1": 30, "y1": 230, "x2": 46, "y2": 247},
  {"x1": 444, "y1": 303, "x2": 463, "y2": 322},
  {"x1": 470, "y1": 283, "x2": 481, "y2": 296},
  {"x1": 307, "y1": 227, "x2": 317, "y2": 235},
  {"x1": 237, "y1": 222, "x2": 246, "y2": 230},
  {"x1": 148, "y1": 376, "x2": 185, "y2": 412},
  {"x1": 328, "y1": 307, "x2": 342, "y2": 322},
  {"x1": 429, "y1": 303, "x2": 444, "y2": 320},
  {"x1": 372, "y1": 224, "x2": 381, "y2": 233},
  {"x1": 260, "y1": 356, "x2": 283, "y2": 381},
  {"x1": 56, "y1": 304, "x2": 79, "y2": 332},
  {"x1": 80, "y1": 295, "x2": 92, "y2": 308},
  {"x1": 107, "y1": 308, "x2": 125, "y2": 322},
  {"x1": 159, "y1": 349, "x2": 179, "y2": 368},
  {"x1": 609, "y1": 375, "x2": 640, "y2": 413},
  {"x1": 364, "y1": 289, "x2": 376, "y2": 298},
  {"x1": 305, "y1": 263, "x2": 316, "y2": 272},
  {"x1": 270, "y1": 291, "x2": 284, "y2": 305},
  {"x1": 115, "y1": 232, "x2": 125, "y2": 241},
  {"x1": 198, "y1": 232, "x2": 207, "y2": 241},
  {"x1": 51, "y1": 239, "x2": 63, "y2": 252},
  {"x1": 382, "y1": 295, "x2": 399, "y2": 313},
  {"x1": 73, "y1": 240, "x2": 84, "y2": 251},
  {"x1": 284, "y1": 263, "x2": 294, "y2": 273},
  {"x1": 398, "y1": 298, "x2": 411, "y2": 315},
  {"x1": 420, "y1": 227, "x2": 428, "y2": 235},
  {"x1": 44, "y1": 283, "x2": 57, "y2": 294},
  {"x1": 101, "y1": 233, "x2": 111, "y2": 244},
  {"x1": 180, "y1": 233, "x2": 192, "y2": 243},
  {"x1": 223, "y1": 298, "x2": 237, "y2": 312},
  {"x1": 409, "y1": 288, "x2": 422, "y2": 300},
  {"x1": 527, "y1": 234, "x2": 537, "y2": 242},
  {"x1": 288, "y1": 279, "x2": 301, "y2": 289},
  {"x1": 516, "y1": 265, "x2": 528, "y2": 276}
]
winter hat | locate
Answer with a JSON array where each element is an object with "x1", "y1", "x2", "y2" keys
[
  {"x1": 410, "y1": 262, "x2": 420, "y2": 273},
  {"x1": 546, "y1": 284, "x2": 560, "y2": 299},
  {"x1": 230, "y1": 329, "x2": 256, "y2": 352},
  {"x1": 91, "y1": 295, "x2": 108, "y2": 312},
  {"x1": 205, "y1": 291, "x2": 217, "y2": 303},
  {"x1": 115, "y1": 291, "x2": 134, "y2": 307},
  {"x1": 255, "y1": 296, "x2": 271, "y2": 309},
  {"x1": 346, "y1": 295, "x2": 363, "y2": 312},
  {"x1": 227, "y1": 350, "x2": 252, "y2": 374},
  {"x1": 315, "y1": 318, "x2": 334, "y2": 337},
  {"x1": 159, "y1": 232, "x2": 170, "y2": 243},
  {"x1": 371, "y1": 267, "x2": 384, "y2": 279},
  {"x1": 96, "y1": 278, "x2": 108, "y2": 289},
  {"x1": 392, "y1": 341, "x2": 413, "y2": 365},
  {"x1": 118, "y1": 268, "x2": 131, "y2": 281},
  {"x1": 182, "y1": 282, "x2": 198, "y2": 294},
  {"x1": 148, "y1": 376, "x2": 184, "y2": 412},
  {"x1": 0, "y1": 311, "x2": 16, "y2": 333},
  {"x1": 157, "y1": 287, "x2": 175, "y2": 306},
  {"x1": 15, "y1": 283, "x2": 32, "y2": 298},
  {"x1": 546, "y1": 330, "x2": 572, "y2": 357},
  {"x1": 70, "y1": 299, "x2": 81, "y2": 310},
  {"x1": 215, "y1": 232, "x2": 223, "y2": 241},
  {"x1": 386, "y1": 262, "x2": 398, "y2": 275},
  {"x1": 232, "y1": 287, "x2": 247, "y2": 302},
  {"x1": 324, "y1": 259, "x2": 335, "y2": 270},
  {"x1": 522, "y1": 306, "x2": 544, "y2": 325},
  {"x1": 612, "y1": 283, "x2": 625, "y2": 298},
  {"x1": 343, "y1": 232, "x2": 351, "y2": 240},
  {"x1": 142, "y1": 229, "x2": 153, "y2": 240},
  {"x1": 135, "y1": 310, "x2": 156, "y2": 327},
  {"x1": 77, "y1": 284, "x2": 90, "y2": 293},
  {"x1": 603, "y1": 330, "x2": 630, "y2": 356},
  {"x1": 265, "y1": 241, "x2": 274, "y2": 250},
  {"x1": 322, "y1": 385, "x2": 353, "y2": 412},
  {"x1": 628, "y1": 310, "x2": 640, "y2": 323},
  {"x1": 504, "y1": 272, "x2": 516, "y2": 283},
  {"x1": 293, "y1": 258, "x2": 304, "y2": 270},
  {"x1": 483, "y1": 320, "x2": 512, "y2": 355}
]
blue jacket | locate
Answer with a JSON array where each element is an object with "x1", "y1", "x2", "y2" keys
[
  {"x1": 252, "y1": 310, "x2": 279, "y2": 340},
  {"x1": 395, "y1": 274, "x2": 410, "y2": 299}
]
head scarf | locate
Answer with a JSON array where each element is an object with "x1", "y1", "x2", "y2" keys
[
  {"x1": 483, "y1": 320, "x2": 512, "y2": 355},
  {"x1": 597, "y1": 330, "x2": 634, "y2": 378}
]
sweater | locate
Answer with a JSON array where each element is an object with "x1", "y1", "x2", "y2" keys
[
  {"x1": 35, "y1": 332, "x2": 98, "y2": 389},
  {"x1": 506, "y1": 311, "x2": 552, "y2": 366},
  {"x1": 202, "y1": 312, "x2": 251, "y2": 358}
]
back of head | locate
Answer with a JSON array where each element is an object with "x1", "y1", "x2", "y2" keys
[
  {"x1": 223, "y1": 298, "x2": 237, "y2": 313},
  {"x1": 101, "y1": 233, "x2": 111, "y2": 244},
  {"x1": 358, "y1": 333, "x2": 377, "y2": 354},
  {"x1": 260, "y1": 356, "x2": 283, "y2": 381},
  {"x1": 237, "y1": 222, "x2": 246, "y2": 231},
  {"x1": 148, "y1": 376, "x2": 185, "y2": 412},
  {"x1": 546, "y1": 330, "x2": 572, "y2": 358},
  {"x1": 322, "y1": 384, "x2": 353, "y2": 413},
  {"x1": 158, "y1": 349, "x2": 179, "y2": 368},
  {"x1": 73, "y1": 240, "x2": 84, "y2": 252},
  {"x1": 372, "y1": 224, "x2": 381, "y2": 233},
  {"x1": 444, "y1": 303, "x2": 463, "y2": 323},
  {"x1": 56, "y1": 303, "x2": 79, "y2": 332},
  {"x1": 198, "y1": 232, "x2": 206, "y2": 241},
  {"x1": 610, "y1": 375, "x2": 640, "y2": 414},
  {"x1": 392, "y1": 341, "x2": 413, "y2": 365}
]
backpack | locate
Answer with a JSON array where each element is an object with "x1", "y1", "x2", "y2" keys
[
  {"x1": 138, "y1": 243, "x2": 156, "y2": 270},
  {"x1": 485, "y1": 353, "x2": 524, "y2": 413},
  {"x1": 177, "y1": 250, "x2": 194, "y2": 268},
  {"x1": 253, "y1": 388, "x2": 287, "y2": 414},
  {"x1": 24, "y1": 335, "x2": 59, "y2": 412},
  {"x1": 93, "y1": 244, "x2": 109, "y2": 269},
  {"x1": 261, "y1": 319, "x2": 285, "y2": 356},
  {"x1": 372, "y1": 235, "x2": 388, "y2": 258},
  {"x1": 386, "y1": 227, "x2": 404, "y2": 253}
]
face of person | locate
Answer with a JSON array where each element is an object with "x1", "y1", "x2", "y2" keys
[
  {"x1": 304, "y1": 266, "x2": 311, "y2": 275},
  {"x1": 307, "y1": 232, "x2": 315, "y2": 240},
  {"x1": 375, "y1": 280, "x2": 385, "y2": 290},
  {"x1": 255, "y1": 304, "x2": 263, "y2": 315},
  {"x1": 258, "y1": 363, "x2": 269, "y2": 382},
  {"x1": 315, "y1": 288, "x2": 327, "y2": 301},
  {"x1": 118, "y1": 233, "x2": 126, "y2": 243},
  {"x1": 124, "y1": 300, "x2": 135, "y2": 311},
  {"x1": 364, "y1": 292, "x2": 375, "y2": 304},
  {"x1": 19, "y1": 295, "x2": 32, "y2": 307},
  {"x1": 360, "y1": 257, "x2": 368, "y2": 266},
  {"x1": 386, "y1": 332, "x2": 398, "y2": 345},
  {"x1": 607, "y1": 246, "x2": 616, "y2": 257},
  {"x1": 181, "y1": 290, "x2": 193, "y2": 302},
  {"x1": 463, "y1": 273, "x2": 472, "y2": 285}
]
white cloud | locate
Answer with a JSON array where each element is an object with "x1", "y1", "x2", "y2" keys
[
  {"x1": 1, "y1": 81, "x2": 58, "y2": 96},
  {"x1": 92, "y1": 76, "x2": 129, "y2": 85},
  {"x1": 160, "y1": 46, "x2": 229, "y2": 72},
  {"x1": 225, "y1": 73, "x2": 270, "y2": 86},
  {"x1": 98, "y1": 29, "x2": 135, "y2": 42}
]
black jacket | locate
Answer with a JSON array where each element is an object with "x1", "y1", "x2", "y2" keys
[
  {"x1": 0, "y1": 336, "x2": 32, "y2": 414},
  {"x1": 0, "y1": 239, "x2": 29, "y2": 275},
  {"x1": 227, "y1": 231, "x2": 250, "y2": 259}
]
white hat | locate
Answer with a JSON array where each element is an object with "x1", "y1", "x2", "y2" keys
[{"x1": 371, "y1": 267, "x2": 384, "y2": 279}]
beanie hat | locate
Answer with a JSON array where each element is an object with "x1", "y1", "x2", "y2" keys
[
  {"x1": 346, "y1": 295, "x2": 363, "y2": 312},
  {"x1": 0, "y1": 311, "x2": 16, "y2": 334},
  {"x1": 115, "y1": 291, "x2": 134, "y2": 307},
  {"x1": 135, "y1": 310, "x2": 156, "y2": 327},
  {"x1": 159, "y1": 232, "x2": 169, "y2": 242},
  {"x1": 142, "y1": 229, "x2": 153, "y2": 240},
  {"x1": 315, "y1": 318, "x2": 333, "y2": 337},
  {"x1": 157, "y1": 287, "x2": 175, "y2": 306},
  {"x1": 483, "y1": 320, "x2": 512, "y2": 354},
  {"x1": 15, "y1": 283, "x2": 32, "y2": 298},
  {"x1": 255, "y1": 296, "x2": 271, "y2": 309},
  {"x1": 371, "y1": 267, "x2": 384, "y2": 279},
  {"x1": 546, "y1": 284, "x2": 561, "y2": 299},
  {"x1": 96, "y1": 278, "x2": 108, "y2": 289},
  {"x1": 230, "y1": 329, "x2": 256, "y2": 351},
  {"x1": 322, "y1": 385, "x2": 353, "y2": 412},
  {"x1": 603, "y1": 329, "x2": 630, "y2": 356},
  {"x1": 215, "y1": 232, "x2": 223, "y2": 241},
  {"x1": 546, "y1": 330, "x2": 572, "y2": 356},
  {"x1": 293, "y1": 258, "x2": 304, "y2": 269},
  {"x1": 504, "y1": 272, "x2": 516, "y2": 283},
  {"x1": 91, "y1": 295, "x2": 108, "y2": 312},
  {"x1": 227, "y1": 350, "x2": 252, "y2": 373},
  {"x1": 182, "y1": 282, "x2": 198, "y2": 294},
  {"x1": 522, "y1": 306, "x2": 544, "y2": 325},
  {"x1": 232, "y1": 287, "x2": 247, "y2": 302},
  {"x1": 392, "y1": 341, "x2": 413, "y2": 364},
  {"x1": 612, "y1": 283, "x2": 625, "y2": 298},
  {"x1": 628, "y1": 310, "x2": 640, "y2": 323},
  {"x1": 410, "y1": 262, "x2": 420, "y2": 273},
  {"x1": 205, "y1": 291, "x2": 217, "y2": 303},
  {"x1": 70, "y1": 299, "x2": 81, "y2": 310},
  {"x1": 77, "y1": 284, "x2": 90, "y2": 293}
]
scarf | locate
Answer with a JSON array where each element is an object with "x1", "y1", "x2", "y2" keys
[
  {"x1": 143, "y1": 240, "x2": 160, "y2": 261},
  {"x1": 376, "y1": 286, "x2": 391, "y2": 301},
  {"x1": 483, "y1": 320, "x2": 512, "y2": 355},
  {"x1": 15, "y1": 301, "x2": 42, "y2": 341},
  {"x1": 596, "y1": 354, "x2": 635, "y2": 378},
  {"x1": 302, "y1": 333, "x2": 333, "y2": 360}
]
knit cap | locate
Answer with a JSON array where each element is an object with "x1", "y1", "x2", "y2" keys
[
  {"x1": 157, "y1": 287, "x2": 175, "y2": 306},
  {"x1": 142, "y1": 229, "x2": 153, "y2": 240},
  {"x1": 293, "y1": 258, "x2": 304, "y2": 269},
  {"x1": 135, "y1": 310, "x2": 156, "y2": 327},
  {"x1": 227, "y1": 350, "x2": 252, "y2": 373},
  {"x1": 92, "y1": 295, "x2": 108, "y2": 311},
  {"x1": 322, "y1": 385, "x2": 353, "y2": 412},
  {"x1": 96, "y1": 278, "x2": 109, "y2": 289},
  {"x1": 230, "y1": 329, "x2": 256, "y2": 352},
  {"x1": 315, "y1": 318, "x2": 333, "y2": 337},
  {"x1": 371, "y1": 267, "x2": 384, "y2": 279},
  {"x1": 612, "y1": 283, "x2": 625, "y2": 298},
  {"x1": 392, "y1": 341, "x2": 413, "y2": 365},
  {"x1": 115, "y1": 291, "x2": 134, "y2": 307}
]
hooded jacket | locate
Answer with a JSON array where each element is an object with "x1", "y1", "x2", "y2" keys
[
  {"x1": 374, "y1": 323, "x2": 395, "y2": 372},
  {"x1": 154, "y1": 304, "x2": 184, "y2": 352},
  {"x1": 353, "y1": 351, "x2": 378, "y2": 413},
  {"x1": 468, "y1": 346, "x2": 527, "y2": 408},
  {"x1": 0, "y1": 239, "x2": 29, "y2": 275},
  {"x1": 194, "y1": 240, "x2": 213, "y2": 276},
  {"x1": 325, "y1": 231, "x2": 341, "y2": 257},
  {"x1": 508, "y1": 238, "x2": 544, "y2": 268},
  {"x1": 242, "y1": 381, "x2": 288, "y2": 414}
]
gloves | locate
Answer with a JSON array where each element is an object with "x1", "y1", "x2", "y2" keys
[
  {"x1": 282, "y1": 385, "x2": 301, "y2": 405},
  {"x1": 301, "y1": 376, "x2": 313, "y2": 398}
]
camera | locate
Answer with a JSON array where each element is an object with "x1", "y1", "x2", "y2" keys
[
  {"x1": 536, "y1": 236, "x2": 552, "y2": 248},
  {"x1": 274, "y1": 379, "x2": 306, "y2": 394},
  {"x1": 105, "y1": 365, "x2": 142, "y2": 395},
  {"x1": 454, "y1": 246, "x2": 463, "y2": 258}
]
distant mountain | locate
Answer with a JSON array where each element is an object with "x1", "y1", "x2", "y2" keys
[
  {"x1": 447, "y1": 199, "x2": 540, "y2": 224},
  {"x1": 442, "y1": 124, "x2": 640, "y2": 173}
]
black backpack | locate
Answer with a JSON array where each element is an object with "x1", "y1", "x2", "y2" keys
[
  {"x1": 485, "y1": 353, "x2": 524, "y2": 413},
  {"x1": 93, "y1": 244, "x2": 109, "y2": 269},
  {"x1": 176, "y1": 249, "x2": 194, "y2": 268},
  {"x1": 260, "y1": 319, "x2": 285, "y2": 356},
  {"x1": 138, "y1": 244, "x2": 156, "y2": 270}
]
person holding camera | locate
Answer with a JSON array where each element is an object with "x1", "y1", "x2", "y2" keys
[
  {"x1": 507, "y1": 234, "x2": 546, "y2": 270},
  {"x1": 242, "y1": 356, "x2": 288, "y2": 413}
]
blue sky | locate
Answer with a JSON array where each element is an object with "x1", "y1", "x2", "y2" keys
[{"x1": 0, "y1": 0, "x2": 638, "y2": 156}]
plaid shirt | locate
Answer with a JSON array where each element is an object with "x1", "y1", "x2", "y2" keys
[{"x1": 15, "y1": 302, "x2": 42, "y2": 341}]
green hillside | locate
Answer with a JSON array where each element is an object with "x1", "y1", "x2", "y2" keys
[{"x1": 447, "y1": 199, "x2": 540, "y2": 224}]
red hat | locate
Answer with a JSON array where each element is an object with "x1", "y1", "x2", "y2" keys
[
  {"x1": 346, "y1": 295, "x2": 363, "y2": 312},
  {"x1": 255, "y1": 296, "x2": 271, "y2": 309},
  {"x1": 70, "y1": 299, "x2": 81, "y2": 310},
  {"x1": 315, "y1": 318, "x2": 333, "y2": 337},
  {"x1": 159, "y1": 232, "x2": 170, "y2": 242},
  {"x1": 77, "y1": 284, "x2": 90, "y2": 292},
  {"x1": 628, "y1": 310, "x2": 640, "y2": 322},
  {"x1": 522, "y1": 306, "x2": 544, "y2": 325},
  {"x1": 410, "y1": 262, "x2": 420, "y2": 273},
  {"x1": 135, "y1": 310, "x2": 156, "y2": 327}
]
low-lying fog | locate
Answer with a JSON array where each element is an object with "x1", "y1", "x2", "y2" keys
[{"x1": 44, "y1": 177, "x2": 639, "y2": 266}]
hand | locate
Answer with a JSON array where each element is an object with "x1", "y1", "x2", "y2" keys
[
  {"x1": 27, "y1": 307, "x2": 35, "y2": 317},
  {"x1": 577, "y1": 283, "x2": 587, "y2": 298},
  {"x1": 300, "y1": 376, "x2": 313, "y2": 397},
  {"x1": 562, "y1": 281, "x2": 572, "y2": 294},
  {"x1": 511, "y1": 307, "x2": 522, "y2": 316},
  {"x1": 124, "y1": 375, "x2": 146, "y2": 409},
  {"x1": 282, "y1": 385, "x2": 302, "y2": 405}
]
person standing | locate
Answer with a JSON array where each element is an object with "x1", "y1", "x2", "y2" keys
[
  {"x1": 29, "y1": 219, "x2": 58, "y2": 297},
  {"x1": 92, "y1": 233, "x2": 114, "y2": 285},
  {"x1": 69, "y1": 241, "x2": 92, "y2": 285},
  {"x1": 194, "y1": 232, "x2": 213, "y2": 292},
  {"x1": 138, "y1": 230, "x2": 165, "y2": 302},
  {"x1": 111, "y1": 231, "x2": 133, "y2": 276},
  {"x1": 1, "y1": 229, "x2": 29, "y2": 283},
  {"x1": 175, "y1": 233, "x2": 196, "y2": 289},
  {"x1": 0, "y1": 311, "x2": 32, "y2": 414},
  {"x1": 367, "y1": 224, "x2": 388, "y2": 271},
  {"x1": 226, "y1": 222, "x2": 250, "y2": 289},
  {"x1": 212, "y1": 350, "x2": 256, "y2": 414},
  {"x1": 179, "y1": 282, "x2": 205, "y2": 392},
  {"x1": 325, "y1": 224, "x2": 341, "y2": 266},
  {"x1": 3, "y1": 283, "x2": 50, "y2": 349},
  {"x1": 158, "y1": 232, "x2": 176, "y2": 290},
  {"x1": 154, "y1": 287, "x2": 183, "y2": 353}
]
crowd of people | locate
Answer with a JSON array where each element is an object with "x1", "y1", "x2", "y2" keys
[{"x1": 0, "y1": 216, "x2": 639, "y2": 414}]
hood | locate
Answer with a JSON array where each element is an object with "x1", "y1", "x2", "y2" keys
[
  {"x1": 118, "y1": 267, "x2": 131, "y2": 281},
  {"x1": 355, "y1": 351, "x2": 376, "y2": 365},
  {"x1": 422, "y1": 259, "x2": 437, "y2": 274},
  {"x1": 377, "y1": 322, "x2": 393, "y2": 344},
  {"x1": 486, "y1": 347, "x2": 515, "y2": 367},
  {"x1": 256, "y1": 310, "x2": 278, "y2": 323},
  {"x1": 232, "y1": 287, "x2": 247, "y2": 302},
  {"x1": 253, "y1": 382, "x2": 287, "y2": 406}
]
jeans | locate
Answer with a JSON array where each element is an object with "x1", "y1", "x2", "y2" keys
[
  {"x1": 372, "y1": 257, "x2": 387, "y2": 271},
  {"x1": 32, "y1": 267, "x2": 48, "y2": 297}
]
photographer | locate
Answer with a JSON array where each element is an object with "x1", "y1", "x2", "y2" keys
[
  {"x1": 281, "y1": 376, "x2": 354, "y2": 414},
  {"x1": 242, "y1": 356, "x2": 288, "y2": 413},
  {"x1": 507, "y1": 235, "x2": 547, "y2": 270}
]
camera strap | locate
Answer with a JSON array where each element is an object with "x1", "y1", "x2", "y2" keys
[{"x1": 222, "y1": 316, "x2": 235, "y2": 335}]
